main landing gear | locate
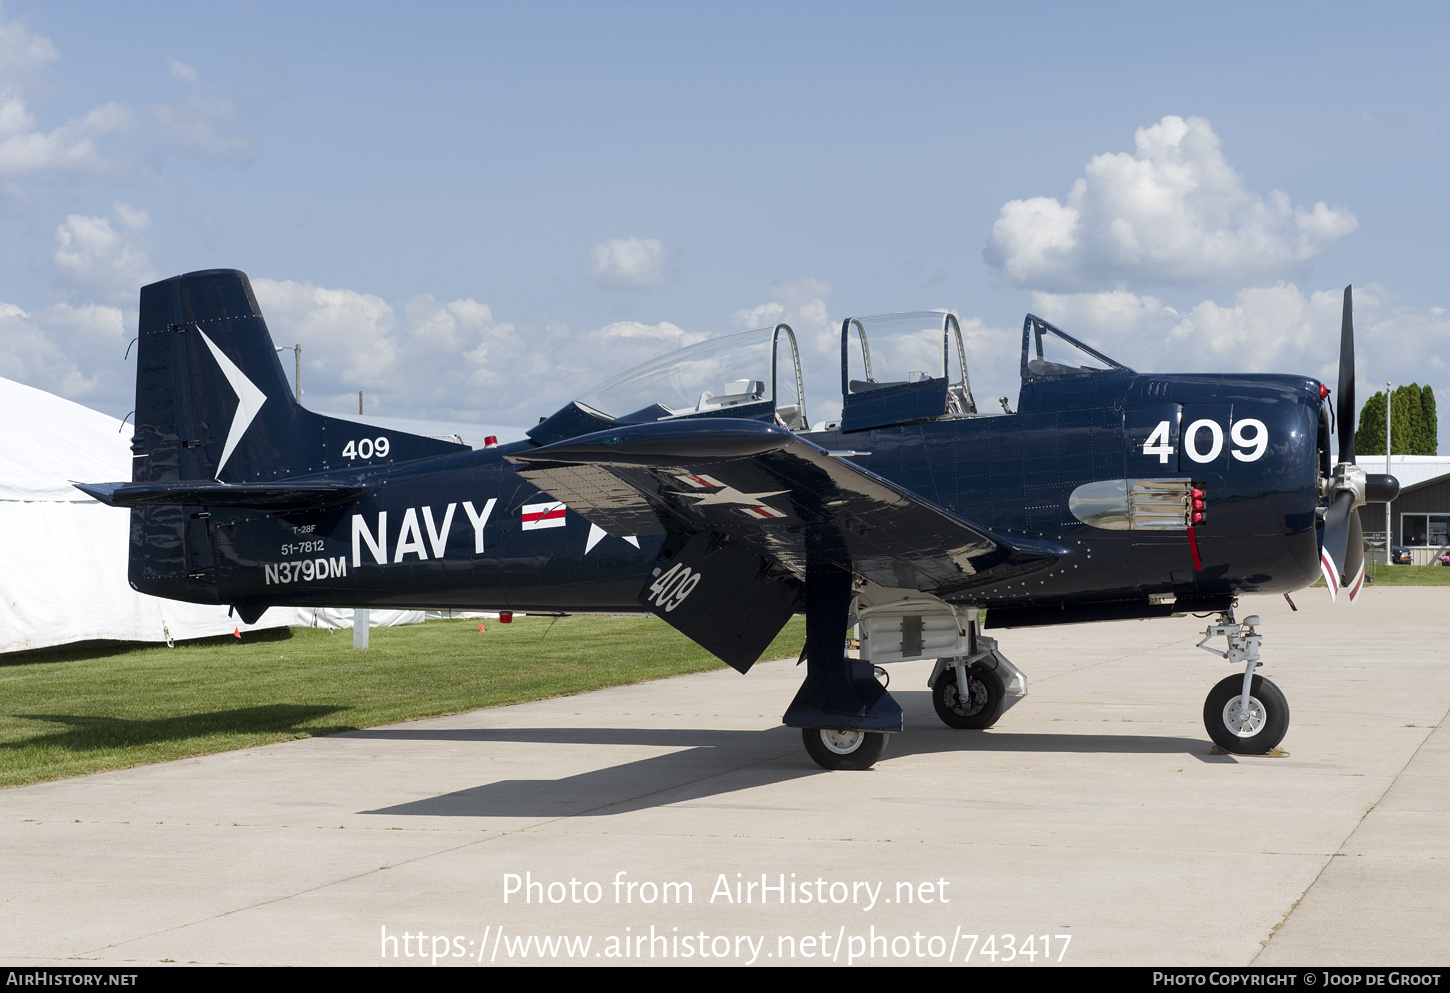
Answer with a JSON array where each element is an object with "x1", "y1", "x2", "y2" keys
[
  {"x1": 1196, "y1": 610, "x2": 1289, "y2": 754},
  {"x1": 788, "y1": 568, "x2": 1030, "y2": 769},
  {"x1": 931, "y1": 662, "x2": 1005, "y2": 730},
  {"x1": 926, "y1": 627, "x2": 1023, "y2": 732},
  {"x1": 801, "y1": 727, "x2": 889, "y2": 771},
  {"x1": 786, "y1": 563, "x2": 902, "y2": 771}
]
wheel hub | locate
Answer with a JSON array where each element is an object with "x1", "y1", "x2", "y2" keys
[
  {"x1": 945, "y1": 676, "x2": 987, "y2": 716},
  {"x1": 1222, "y1": 695, "x2": 1266, "y2": 737},
  {"x1": 819, "y1": 729, "x2": 865, "y2": 754}
]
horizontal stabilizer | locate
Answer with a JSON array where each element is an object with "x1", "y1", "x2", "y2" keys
[{"x1": 74, "y1": 480, "x2": 367, "y2": 510}]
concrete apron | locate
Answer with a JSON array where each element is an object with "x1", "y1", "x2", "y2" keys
[{"x1": 1, "y1": 587, "x2": 1446, "y2": 966}]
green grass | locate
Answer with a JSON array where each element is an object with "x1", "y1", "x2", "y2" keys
[
  {"x1": 0, "y1": 614, "x2": 806, "y2": 789},
  {"x1": 1367, "y1": 564, "x2": 1450, "y2": 586},
  {"x1": 1313, "y1": 564, "x2": 1450, "y2": 587}
]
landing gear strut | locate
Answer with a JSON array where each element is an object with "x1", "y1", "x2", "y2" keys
[
  {"x1": 786, "y1": 562, "x2": 902, "y2": 771},
  {"x1": 1197, "y1": 610, "x2": 1289, "y2": 753}
]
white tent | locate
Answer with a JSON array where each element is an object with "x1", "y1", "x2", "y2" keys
[{"x1": 0, "y1": 376, "x2": 314, "y2": 653}]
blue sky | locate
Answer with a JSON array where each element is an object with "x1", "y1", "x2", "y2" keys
[{"x1": 4, "y1": 1, "x2": 1450, "y2": 441}]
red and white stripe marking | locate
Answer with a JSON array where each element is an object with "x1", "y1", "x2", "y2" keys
[
  {"x1": 1346, "y1": 559, "x2": 1365, "y2": 603},
  {"x1": 1319, "y1": 548, "x2": 1340, "y2": 603},
  {"x1": 521, "y1": 501, "x2": 566, "y2": 530},
  {"x1": 678, "y1": 473, "x2": 724, "y2": 489},
  {"x1": 741, "y1": 505, "x2": 787, "y2": 519}
]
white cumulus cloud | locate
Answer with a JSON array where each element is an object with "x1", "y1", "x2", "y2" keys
[
  {"x1": 985, "y1": 116, "x2": 1358, "y2": 290},
  {"x1": 731, "y1": 279, "x2": 840, "y2": 423},
  {"x1": 167, "y1": 57, "x2": 198, "y2": 83},
  {"x1": 51, "y1": 207, "x2": 161, "y2": 302},
  {"x1": 1024, "y1": 283, "x2": 1450, "y2": 409},
  {"x1": 250, "y1": 278, "x2": 709, "y2": 424},
  {"x1": 253, "y1": 279, "x2": 527, "y2": 419},
  {"x1": 587, "y1": 236, "x2": 673, "y2": 288},
  {"x1": 0, "y1": 5, "x2": 128, "y2": 180},
  {"x1": 0, "y1": 93, "x2": 130, "y2": 180},
  {"x1": 0, "y1": 8, "x2": 57, "y2": 87},
  {"x1": 0, "y1": 298, "x2": 129, "y2": 405},
  {"x1": 0, "y1": 8, "x2": 253, "y2": 192},
  {"x1": 150, "y1": 58, "x2": 255, "y2": 162},
  {"x1": 732, "y1": 278, "x2": 834, "y2": 348}
]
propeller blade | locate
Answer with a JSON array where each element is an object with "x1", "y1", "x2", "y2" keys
[
  {"x1": 1344, "y1": 508, "x2": 1365, "y2": 602},
  {"x1": 1337, "y1": 285, "x2": 1356, "y2": 464},
  {"x1": 1319, "y1": 490, "x2": 1354, "y2": 601}
]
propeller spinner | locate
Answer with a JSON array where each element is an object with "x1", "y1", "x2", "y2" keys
[{"x1": 1320, "y1": 286, "x2": 1400, "y2": 602}]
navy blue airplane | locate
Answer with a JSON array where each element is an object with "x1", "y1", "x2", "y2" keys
[{"x1": 79, "y1": 270, "x2": 1397, "y2": 770}]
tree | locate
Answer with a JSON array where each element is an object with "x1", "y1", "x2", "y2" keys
[
  {"x1": 1421, "y1": 385, "x2": 1438, "y2": 455},
  {"x1": 1356, "y1": 391, "x2": 1387, "y2": 455},
  {"x1": 1356, "y1": 383, "x2": 1438, "y2": 456}
]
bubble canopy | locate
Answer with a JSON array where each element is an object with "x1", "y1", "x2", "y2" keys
[
  {"x1": 528, "y1": 324, "x2": 806, "y2": 445},
  {"x1": 526, "y1": 308, "x2": 1136, "y2": 446}
]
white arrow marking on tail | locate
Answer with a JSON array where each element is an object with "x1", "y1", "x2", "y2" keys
[{"x1": 196, "y1": 327, "x2": 268, "y2": 480}]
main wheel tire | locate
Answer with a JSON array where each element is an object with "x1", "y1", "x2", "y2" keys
[
  {"x1": 1203, "y1": 674, "x2": 1289, "y2": 754},
  {"x1": 802, "y1": 727, "x2": 887, "y2": 770},
  {"x1": 932, "y1": 664, "x2": 1006, "y2": 729}
]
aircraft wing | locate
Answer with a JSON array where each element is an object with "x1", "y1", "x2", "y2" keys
[{"x1": 508, "y1": 418, "x2": 1067, "y2": 594}]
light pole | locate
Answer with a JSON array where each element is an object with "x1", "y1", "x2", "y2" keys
[
  {"x1": 1386, "y1": 381, "x2": 1392, "y2": 562},
  {"x1": 275, "y1": 344, "x2": 302, "y2": 401}
]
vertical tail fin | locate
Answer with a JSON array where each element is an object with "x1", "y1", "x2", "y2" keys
[
  {"x1": 132, "y1": 269, "x2": 465, "y2": 483},
  {"x1": 127, "y1": 269, "x2": 466, "y2": 604},
  {"x1": 134, "y1": 269, "x2": 293, "y2": 483}
]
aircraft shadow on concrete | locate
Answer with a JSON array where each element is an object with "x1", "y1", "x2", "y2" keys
[
  {"x1": 4, "y1": 704, "x2": 349, "y2": 751},
  {"x1": 356, "y1": 692, "x2": 1229, "y2": 819}
]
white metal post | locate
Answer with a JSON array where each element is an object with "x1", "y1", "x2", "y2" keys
[
  {"x1": 275, "y1": 344, "x2": 302, "y2": 401},
  {"x1": 353, "y1": 608, "x2": 369, "y2": 649}
]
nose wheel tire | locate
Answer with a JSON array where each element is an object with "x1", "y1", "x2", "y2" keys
[
  {"x1": 802, "y1": 727, "x2": 887, "y2": 770},
  {"x1": 932, "y1": 664, "x2": 1006, "y2": 729},
  {"x1": 1203, "y1": 674, "x2": 1289, "y2": 754}
]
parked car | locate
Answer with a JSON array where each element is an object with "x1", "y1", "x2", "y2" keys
[{"x1": 1391, "y1": 546, "x2": 1413, "y2": 565}]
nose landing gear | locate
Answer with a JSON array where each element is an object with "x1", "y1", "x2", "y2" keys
[
  {"x1": 1203, "y1": 674, "x2": 1289, "y2": 753},
  {"x1": 1197, "y1": 611, "x2": 1289, "y2": 754}
]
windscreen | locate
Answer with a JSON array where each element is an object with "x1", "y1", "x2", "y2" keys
[{"x1": 576, "y1": 327, "x2": 776, "y2": 419}]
